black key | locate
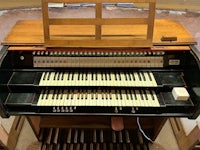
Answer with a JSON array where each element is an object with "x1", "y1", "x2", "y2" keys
[
  {"x1": 43, "y1": 72, "x2": 47, "y2": 80},
  {"x1": 132, "y1": 72, "x2": 136, "y2": 81},
  {"x1": 78, "y1": 72, "x2": 80, "y2": 80},
  {"x1": 53, "y1": 72, "x2": 57, "y2": 80},
  {"x1": 124, "y1": 72, "x2": 128, "y2": 81},
  {"x1": 138, "y1": 72, "x2": 142, "y2": 81},
  {"x1": 47, "y1": 72, "x2": 51, "y2": 80},
  {"x1": 61, "y1": 72, "x2": 64, "y2": 80},
  {"x1": 67, "y1": 71, "x2": 71, "y2": 80},
  {"x1": 148, "y1": 72, "x2": 152, "y2": 81},
  {"x1": 118, "y1": 72, "x2": 121, "y2": 81},
  {"x1": 142, "y1": 72, "x2": 146, "y2": 81},
  {"x1": 129, "y1": 90, "x2": 133, "y2": 100}
]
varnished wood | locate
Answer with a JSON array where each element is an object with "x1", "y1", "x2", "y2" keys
[
  {"x1": 41, "y1": 0, "x2": 156, "y2": 47},
  {"x1": 0, "y1": 116, "x2": 25, "y2": 150},
  {"x1": 7, "y1": 116, "x2": 25, "y2": 150},
  {"x1": 2, "y1": 20, "x2": 196, "y2": 47},
  {"x1": 26, "y1": 116, "x2": 41, "y2": 139},
  {"x1": 27, "y1": 116, "x2": 167, "y2": 141},
  {"x1": 170, "y1": 118, "x2": 200, "y2": 150},
  {"x1": 49, "y1": 18, "x2": 148, "y2": 25},
  {"x1": 0, "y1": 125, "x2": 8, "y2": 148}
]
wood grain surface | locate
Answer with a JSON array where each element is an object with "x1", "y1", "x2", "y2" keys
[{"x1": 2, "y1": 19, "x2": 196, "y2": 47}]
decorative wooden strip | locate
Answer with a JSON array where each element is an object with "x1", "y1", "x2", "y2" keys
[
  {"x1": 44, "y1": 39, "x2": 152, "y2": 47},
  {"x1": 95, "y1": 3, "x2": 102, "y2": 40},
  {"x1": 147, "y1": 2, "x2": 156, "y2": 40},
  {"x1": 49, "y1": 18, "x2": 148, "y2": 25},
  {"x1": 42, "y1": 0, "x2": 50, "y2": 42}
]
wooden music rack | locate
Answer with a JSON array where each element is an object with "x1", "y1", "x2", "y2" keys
[{"x1": 42, "y1": 0, "x2": 156, "y2": 47}]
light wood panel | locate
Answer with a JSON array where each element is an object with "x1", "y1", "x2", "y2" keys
[
  {"x1": 2, "y1": 19, "x2": 196, "y2": 47},
  {"x1": 41, "y1": 0, "x2": 156, "y2": 47}
]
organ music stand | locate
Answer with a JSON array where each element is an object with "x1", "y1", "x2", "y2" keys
[{"x1": 41, "y1": 0, "x2": 156, "y2": 48}]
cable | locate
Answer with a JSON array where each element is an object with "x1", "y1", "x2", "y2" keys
[{"x1": 137, "y1": 117, "x2": 154, "y2": 143}]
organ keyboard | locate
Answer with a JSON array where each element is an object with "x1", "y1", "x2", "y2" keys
[
  {"x1": 39, "y1": 71, "x2": 157, "y2": 87},
  {"x1": 0, "y1": 46, "x2": 199, "y2": 117},
  {"x1": 37, "y1": 88, "x2": 160, "y2": 107}
]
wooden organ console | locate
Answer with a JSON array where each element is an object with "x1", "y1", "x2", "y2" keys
[{"x1": 1, "y1": 0, "x2": 200, "y2": 149}]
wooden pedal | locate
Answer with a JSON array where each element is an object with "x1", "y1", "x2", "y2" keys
[{"x1": 111, "y1": 117, "x2": 124, "y2": 131}]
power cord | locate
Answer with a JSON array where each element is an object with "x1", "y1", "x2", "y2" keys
[{"x1": 137, "y1": 117, "x2": 154, "y2": 143}]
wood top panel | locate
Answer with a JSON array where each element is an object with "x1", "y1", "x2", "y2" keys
[{"x1": 2, "y1": 19, "x2": 196, "y2": 47}]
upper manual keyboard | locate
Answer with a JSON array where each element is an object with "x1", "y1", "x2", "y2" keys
[{"x1": 39, "y1": 71, "x2": 157, "y2": 87}]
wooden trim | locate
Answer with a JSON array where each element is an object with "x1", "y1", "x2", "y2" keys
[
  {"x1": 26, "y1": 116, "x2": 41, "y2": 139},
  {"x1": 44, "y1": 39, "x2": 153, "y2": 47},
  {"x1": 49, "y1": 18, "x2": 148, "y2": 25},
  {"x1": 42, "y1": 0, "x2": 50, "y2": 42},
  {"x1": 170, "y1": 118, "x2": 200, "y2": 150},
  {"x1": 42, "y1": 0, "x2": 155, "y2": 47},
  {"x1": 0, "y1": 116, "x2": 25, "y2": 150},
  {"x1": 147, "y1": 2, "x2": 156, "y2": 40},
  {"x1": 6, "y1": 116, "x2": 25, "y2": 150},
  {"x1": 0, "y1": 125, "x2": 8, "y2": 149}
]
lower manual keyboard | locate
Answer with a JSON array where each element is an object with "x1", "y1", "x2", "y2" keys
[{"x1": 37, "y1": 89, "x2": 160, "y2": 107}]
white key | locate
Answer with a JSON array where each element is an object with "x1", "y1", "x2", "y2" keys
[
  {"x1": 134, "y1": 90, "x2": 141, "y2": 107},
  {"x1": 151, "y1": 90, "x2": 160, "y2": 107},
  {"x1": 59, "y1": 89, "x2": 65, "y2": 106},
  {"x1": 121, "y1": 90, "x2": 126, "y2": 106},
  {"x1": 47, "y1": 72, "x2": 55, "y2": 86},
  {"x1": 107, "y1": 90, "x2": 112, "y2": 106},
  {"x1": 69, "y1": 72, "x2": 74, "y2": 86},
  {"x1": 116, "y1": 90, "x2": 121, "y2": 106},
  {"x1": 138, "y1": 72, "x2": 145, "y2": 87},
  {"x1": 64, "y1": 90, "x2": 71, "y2": 106},
  {"x1": 111, "y1": 73, "x2": 116, "y2": 86},
  {"x1": 72, "y1": 89, "x2": 78, "y2": 106},
  {"x1": 99, "y1": 90, "x2": 104, "y2": 106},
  {"x1": 51, "y1": 89, "x2": 59, "y2": 106},
  {"x1": 73, "y1": 72, "x2": 78, "y2": 86},
  {"x1": 133, "y1": 73, "x2": 140, "y2": 87},
  {"x1": 111, "y1": 90, "x2": 117, "y2": 106},
  {"x1": 87, "y1": 72, "x2": 92, "y2": 86},
  {"x1": 120, "y1": 72, "x2": 127, "y2": 87},
  {"x1": 143, "y1": 72, "x2": 152, "y2": 87},
  {"x1": 97, "y1": 73, "x2": 102, "y2": 86},
  {"x1": 66, "y1": 72, "x2": 71, "y2": 86},
  {"x1": 39, "y1": 72, "x2": 46, "y2": 86},
  {"x1": 87, "y1": 90, "x2": 92, "y2": 106},
  {"x1": 145, "y1": 90, "x2": 153, "y2": 107},
  {"x1": 56, "y1": 72, "x2": 64, "y2": 86},
  {"x1": 37, "y1": 90, "x2": 45, "y2": 106},
  {"x1": 140, "y1": 90, "x2": 148, "y2": 107},
  {"x1": 42, "y1": 90, "x2": 50, "y2": 106},
  {"x1": 149, "y1": 72, "x2": 157, "y2": 87},
  {"x1": 126, "y1": 90, "x2": 133, "y2": 106}
]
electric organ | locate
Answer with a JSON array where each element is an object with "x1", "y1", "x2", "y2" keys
[{"x1": 1, "y1": 0, "x2": 200, "y2": 149}]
